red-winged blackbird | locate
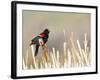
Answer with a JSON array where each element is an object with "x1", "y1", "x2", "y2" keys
[{"x1": 30, "y1": 29, "x2": 50, "y2": 56}]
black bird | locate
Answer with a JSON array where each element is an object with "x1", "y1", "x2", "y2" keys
[{"x1": 30, "y1": 29, "x2": 50, "y2": 56}]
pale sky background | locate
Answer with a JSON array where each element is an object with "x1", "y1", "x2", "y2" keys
[{"x1": 22, "y1": 10, "x2": 90, "y2": 57}]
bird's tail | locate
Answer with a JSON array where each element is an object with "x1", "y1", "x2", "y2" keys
[{"x1": 30, "y1": 41, "x2": 32, "y2": 46}]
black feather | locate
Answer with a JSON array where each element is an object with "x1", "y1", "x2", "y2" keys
[{"x1": 30, "y1": 29, "x2": 50, "y2": 56}]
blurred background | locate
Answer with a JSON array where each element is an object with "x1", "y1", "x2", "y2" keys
[{"x1": 22, "y1": 10, "x2": 90, "y2": 58}]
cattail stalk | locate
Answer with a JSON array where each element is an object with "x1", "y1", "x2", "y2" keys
[
  {"x1": 56, "y1": 50, "x2": 60, "y2": 68},
  {"x1": 67, "y1": 49, "x2": 71, "y2": 68},
  {"x1": 23, "y1": 33, "x2": 90, "y2": 69},
  {"x1": 52, "y1": 48, "x2": 58, "y2": 68},
  {"x1": 31, "y1": 45, "x2": 38, "y2": 69},
  {"x1": 77, "y1": 40, "x2": 84, "y2": 66}
]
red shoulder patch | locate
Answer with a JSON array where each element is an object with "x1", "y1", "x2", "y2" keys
[
  {"x1": 32, "y1": 34, "x2": 35, "y2": 37},
  {"x1": 39, "y1": 33, "x2": 46, "y2": 37}
]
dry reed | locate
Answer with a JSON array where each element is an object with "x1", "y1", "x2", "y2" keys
[{"x1": 22, "y1": 33, "x2": 90, "y2": 69}]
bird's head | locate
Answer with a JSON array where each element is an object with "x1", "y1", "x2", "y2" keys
[{"x1": 43, "y1": 29, "x2": 50, "y2": 34}]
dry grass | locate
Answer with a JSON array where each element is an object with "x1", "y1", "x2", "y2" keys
[{"x1": 22, "y1": 33, "x2": 90, "y2": 69}]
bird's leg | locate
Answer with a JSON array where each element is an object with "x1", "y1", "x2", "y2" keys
[{"x1": 42, "y1": 44, "x2": 47, "y2": 49}]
